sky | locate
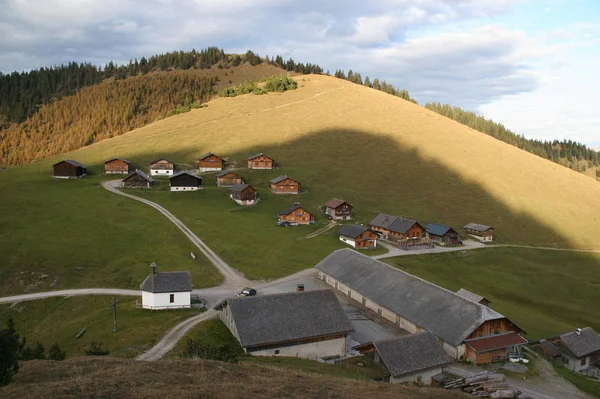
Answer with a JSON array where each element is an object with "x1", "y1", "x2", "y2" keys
[{"x1": 1, "y1": 0, "x2": 599, "y2": 147}]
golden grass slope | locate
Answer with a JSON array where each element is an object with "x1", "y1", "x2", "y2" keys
[{"x1": 22, "y1": 74, "x2": 600, "y2": 249}]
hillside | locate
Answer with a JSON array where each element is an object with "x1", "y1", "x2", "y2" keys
[{"x1": 1, "y1": 358, "x2": 466, "y2": 399}]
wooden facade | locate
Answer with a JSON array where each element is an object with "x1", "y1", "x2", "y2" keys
[
  {"x1": 278, "y1": 206, "x2": 315, "y2": 225},
  {"x1": 52, "y1": 160, "x2": 87, "y2": 178},
  {"x1": 229, "y1": 184, "x2": 258, "y2": 206},
  {"x1": 349, "y1": 230, "x2": 378, "y2": 249},
  {"x1": 149, "y1": 158, "x2": 174, "y2": 176},
  {"x1": 217, "y1": 172, "x2": 243, "y2": 187},
  {"x1": 464, "y1": 224, "x2": 495, "y2": 242},
  {"x1": 104, "y1": 158, "x2": 130, "y2": 174},
  {"x1": 371, "y1": 223, "x2": 424, "y2": 240},
  {"x1": 270, "y1": 177, "x2": 300, "y2": 194},
  {"x1": 122, "y1": 170, "x2": 153, "y2": 189},
  {"x1": 247, "y1": 154, "x2": 274, "y2": 169},
  {"x1": 324, "y1": 199, "x2": 353, "y2": 220},
  {"x1": 197, "y1": 153, "x2": 224, "y2": 171}
]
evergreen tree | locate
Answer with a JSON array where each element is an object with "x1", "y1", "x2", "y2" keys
[
  {"x1": 364, "y1": 76, "x2": 372, "y2": 87},
  {"x1": 48, "y1": 343, "x2": 66, "y2": 361},
  {"x1": 0, "y1": 317, "x2": 20, "y2": 386},
  {"x1": 32, "y1": 342, "x2": 45, "y2": 359}
]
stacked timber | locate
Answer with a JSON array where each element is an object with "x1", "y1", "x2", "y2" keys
[{"x1": 443, "y1": 371, "x2": 529, "y2": 398}]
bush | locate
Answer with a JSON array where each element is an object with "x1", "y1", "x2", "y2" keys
[
  {"x1": 219, "y1": 76, "x2": 297, "y2": 98},
  {"x1": 32, "y1": 342, "x2": 46, "y2": 360},
  {"x1": 0, "y1": 317, "x2": 20, "y2": 386},
  {"x1": 182, "y1": 339, "x2": 238, "y2": 363},
  {"x1": 48, "y1": 343, "x2": 66, "y2": 361},
  {"x1": 84, "y1": 341, "x2": 109, "y2": 356}
]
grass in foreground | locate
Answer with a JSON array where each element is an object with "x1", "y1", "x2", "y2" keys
[
  {"x1": 0, "y1": 295, "x2": 202, "y2": 358},
  {"x1": 383, "y1": 247, "x2": 600, "y2": 339},
  {"x1": 553, "y1": 364, "x2": 600, "y2": 398}
]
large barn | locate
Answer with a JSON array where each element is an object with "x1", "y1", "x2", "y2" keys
[
  {"x1": 214, "y1": 290, "x2": 353, "y2": 359},
  {"x1": 315, "y1": 249, "x2": 527, "y2": 364},
  {"x1": 52, "y1": 159, "x2": 87, "y2": 179}
]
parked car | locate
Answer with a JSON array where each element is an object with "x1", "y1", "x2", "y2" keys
[
  {"x1": 277, "y1": 220, "x2": 290, "y2": 227},
  {"x1": 236, "y1": 287, "x2": 257, "y2": 297}
]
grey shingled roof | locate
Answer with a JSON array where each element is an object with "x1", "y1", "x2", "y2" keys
[
  {"x1": 324, "y1": 198, "x2": 349, "y2": 209},
  {"x1": 464, "y1": 223, "x2": 493, "y2": 232},
  {"x1": 456, "y1": 288, "x2": 489, "y2": 304},
  {"x1": 560, "y1": 327, "x2": 600, "y2": 358},
  {"x1": 198, "y1": 152, "x2": 222, "y2": 160},
  {"x1": 247, "y1": 153, "x2": 272, "y2": 160},
  {"x1": 426, "y1": 223, "x2": 455, "y2": 237},
  {"x1": 370, "y1": 213, "x2": 419, "y2": 234},
  {"x1": 373, "y1": 332, "x2": 453, "y2": 377},
  {"x1": 54, "y1": 159, "x2": 87, "y2": 168},
  {"x1": 170, "y1": 171, "x2": 202, "y2": 180},
  {"x1": 278, "y1": 204, "x2": 310, "y2": 216},
  {"x1": 140, "y1": 271, "x2": 192, "y2": 293},
  {"x1": 215, "y1": 290, "x2": 353, "y2": 348},
  {"x1": 217, "y1": 170, "x2": 241, "y2": 178},
  {"x1": 229, "y1": 183, "x2": 251, "y2": 192},
  {"x1": 539, "y1": 339, "x2": 561, "y2": 358},
  {"x1": 148, "y1": 157, "x2": 171, "y2": 166},
  {"x1": 105, "y1": 157, "x2": 131, "y2": 164},
  {"x1": 269, "y1": 175, "x2": 297, "y2": 184},
  {"x1": 315, "y1": 249, "x2": 507, "y2": 346},
  {"x1": 338, "y1": 224, "x2": 370, "y2": 239},
  {"x1": 125, "y1": 169, "x2": 153, "y2": 182}
]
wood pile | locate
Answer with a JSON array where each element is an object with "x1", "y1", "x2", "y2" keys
[{"x1": 442, "y1": 371, "x2": 531, "y2": 398}]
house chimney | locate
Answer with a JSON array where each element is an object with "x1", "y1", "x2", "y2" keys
[
  {"x1": 576, "y1": 328, "x2": 582, "y2": 335},
  {"x1": 294, "y1": 202, "x2": 300, "y2": 206},
  {"x1": 296, "y1": 284, "x2": 305, "y2": 292},
  {"x1": 150, "y1": 262, "x2": 157, "y2": 293}
]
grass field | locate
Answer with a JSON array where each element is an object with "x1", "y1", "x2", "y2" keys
[
  {"x1": 553, "y1": 363, "x2": 600, "y2": 398},
  {"x1": 383, "y1": 247, "x2": 600, "y2": 339},
  {"x1": 0, "y1": 295, "x2": 203, "y2": 358}
]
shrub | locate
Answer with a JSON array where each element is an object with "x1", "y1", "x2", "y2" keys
[
  {"x1": 182, "y1": 339, "x2": 238, "y2": 363},
  {"x1": 48, "y1": 343, "x2": 66, "y2": 361},
  {"x1": 84, "y1": 341, "x2": 109, "y2": 356},
  {"x1": 32, "y1": 342, "x2": 46, "y2": 359}
]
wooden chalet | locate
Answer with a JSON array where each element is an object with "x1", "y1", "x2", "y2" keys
[
  {"x1": 269, "y1": 175, "x2": 300, "y2": 195},
  {"x1": 426, "y1": 223, "x2": 460, "y2": 246},
  {"x1": 149, "y1": 158, "x2": 174, "y2": 176},
  {"x1": 229, "y1": 184, "x2": 258, "y2": 206},
  {"x1": 247, "y1": 153, "x2": 274, "y2": 169},
  {"x1": 464, "y1": 223, "x2": 495, "y2": 242},
  {"x1": 277, "y1": 203, "x2": 315, "y2": 225},
  {"x1": 169, "y1": 171, "x2": 203, "y2": 192},
  {"x1": 323, "y1": 199, "x2": 353, "y2": 221},
  {"x1": 104, "y1": 157, "x2": 131, "y2": 174},
  {"x1": 316, "y1": 249, "x2": 528, "y2": 365},
  {"x1": 216, "y1": 171, "x2": 243, "y2": 187},
  {"x1": 337, "y1": 225, "x2": 377, "y2": 249},
  {"x1": 535, "y1": 327, "x2": 600, "y2": 373},
  {"x1": 52, "y1": 159, "x2": 87, "y2": 179},
  {"x1": 370, "y1": 213, "x2": 425, "y2": 243},
  {"x1": 197, "y1": 152, "x2": 224, "y2": 172},
  {"x1": 122, "y1": 169, "x2": 153, "y2": 189}
]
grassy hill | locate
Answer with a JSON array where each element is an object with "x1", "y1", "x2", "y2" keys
[{"x1": 1, "y1": 358, "x2": 467, "y2": 399}]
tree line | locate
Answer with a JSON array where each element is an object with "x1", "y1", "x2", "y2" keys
[
  {"x1": 425, "y1": 102, "x2": 600, "y2": 174},
  {"x1": 332, "y1": 69, "x2": 416, "y2": 103}
]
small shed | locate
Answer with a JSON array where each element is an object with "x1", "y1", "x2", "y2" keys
[
  {"x1": 337, "y1": 225, "x2": 377, "y2": 249},
  {"x1": 122, "y1": 169, "x2": 153, "y2": 189},
  {"x1": 323, "y1": 199, "x2": 353, "y2": 220},
  {"x1": 197, "y1": 152, "x2": 224, "y2": 172},
  {"x1": 229, "y1": 183, "x2": 258, "y2": 206},
  {"x1": 169, "y1": 171, "x2": 203, "y2": 191},
  {"x1": 426, "y1": 223, "x2": 459, "y2": 246},
  {"x1": 277, "y1": 204, "x2": 315, "y2": 225},
  {"x1": 149, "y1": 158, "x2": 174, "y2": 176},
  {"x1": 456, "y1": 288, "x2": 491, "y2": 307},
  {"x1": 216, "y1": 171, "x2": 243, "y2": 187},
  {"x1": 464, "y1": 223, "x2": 495, "y2": 242},
  {"x1": 269, "y1": 175, "x2": 300, "y2": 194},
  {"x1": 139, "y1": 263, "x2": 192, "y2": 310},
  {"x1": 104, "y1": 157, "x2": 131, "y2": 174},
  {"x1": 353, "y1": 332, "x2": 453, "y2": 385},
  {"x1": 247, "y1": 153, "x2": 274, "y2": 169},
  {"x1": 52, "y1": 159, "x2": 87, "y2": 179},
  {"x1": 545, "y1": 327, "x2": 600, "y2": 372}
]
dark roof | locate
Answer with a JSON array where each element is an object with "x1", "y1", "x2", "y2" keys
[
  {"x1": 124, "y1": 169, "x2": 153, "y2": 182},
  {"x1": 148, "y1": 157, "x2": 172, "y2": 166},
  {"x1": 464, "y1": 223, "x2": 493, "y2": 232},
  {"x1": 170, "y1": 171, "x2": 203, "y2": 181},
  {"x1": 140, "y1": 271, "x2": 192, "y2": 293},
  {"x1": 197, "y1": 152, "x2": 222, "y2": 160},
  {"x1": 426, "y1": 223, "x2": 456, "y2": 237},
  {"x1": 456, "y1": 288, "x2": 490, "y2": 304},
  {"x1": 53, "y1": 159, "x2": 87, "y2": 168},
  {"x1": 465, "y1": 332, "x2": 528, "y2": 353},
  {"x1": 247, "y1": 153, "x2": 273, "y2": 160},
  {"x1": 315, "y1": 249, "x2": 509, "y2": 346},
  {"x1": 324, "y1": 199, "x2": 350, "y2": 209},
  {"x1": 373, "y1": 333, "x2": 453, "y2": 377},
  {"x1": 269, "y1": 175, "x2": 298, "y2": 184},
  {"x1": 278, "y1": 204, "x2": 311, "y2": 216},
  {"x1": 213, "y1": 290, "x2": 353, "y2": 348},
  {"x1": 560, "y1": 327, "x2": 600, "y2": 358},
  {"x1": 539, "y1": 339, "x2": 561, "y2": 358},
  {"x1": 338, "y1": 224, "x2": 370, "y2": 239},
  {"x1": 370, "y1": 213, "x2": 420, "y2": 234},
  {"x1": 216, "y1": 171, "x2": 241, "y2": 178},
  {"x1": 229, "y1": 183, "x2": 252, "y2": 192},
  {"x1": 104, "y1": 157, "x2": 131, "y2": 164}
]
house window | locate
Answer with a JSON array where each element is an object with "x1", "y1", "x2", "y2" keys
[
  {"x1": 581, "y1": 358, "x2": 586, "y2": 366},
  {"x1": 275, "y1": 350, "x2": 280, "y2": 355},
  {"x1": 169, "y1": 294, "x2": 175, "y2": 303}
]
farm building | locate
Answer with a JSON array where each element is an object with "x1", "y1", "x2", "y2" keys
[
  {"x1": 216, "y1": 171, "x2": 243, "y2": 187},
  {"x1": 426, "y1": 223, "x2": 460, "y2": 246},
  {"x1": 277, "y1": 204, "x2": 315, "y2": 225},
  {"x1": 122, "y1": 169, "x2": 153, "y2": 189},
  {"x1": 337, "y1": 225, "x2": 378, "y2": 249},
  {"x1": 315, "y1": 249, "x2": 527, "y2": 364},
  {"x1": 247, "y1": 153, "x2": 274, "y2": 169},
  {"x1": 229, "y1": 183, "x2": 258, "y2": 206},
  {"x1": 323, "y1": 199, "x2": 353, "y2": 220},
  {"x1": 464, "y1": 223, "x2": 495, "y2": 242},
  {"x1": 104, "y1": 157, "x2": 131, "y2": 174},
  {"x1": 197, "y1": 152, "x2": 224, "y2": 172},
  {"x1": 149, "y1": 158, "x2": 174, "y2": 176},
  {"x1": 370, "y1": 213, "x2": 425, "y2": 244},
  {"x1": 269, "y1": 175, "x2": 301, "y2": 194},
  {"x1": 456, "y1": 288, "x2": 491, "y2": 307},
  {"x1": 537, "y1": 328, "x2": 600, "y2": 372},
  {"x1": 139, "y1": 263, "x2": 192, "y2": 310},
  {"x1": 214, "y1": 290, "x2": 353, "y2": 359},
  {"x1": 52, "y1": 159, "x2": 87, "y2": 179},
  {"x1": 353, "y1": 332, "x2": 453, "y2": 385},
  {"x1": 169, "y1": 171, "x2": 203, "y2": 191}
]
